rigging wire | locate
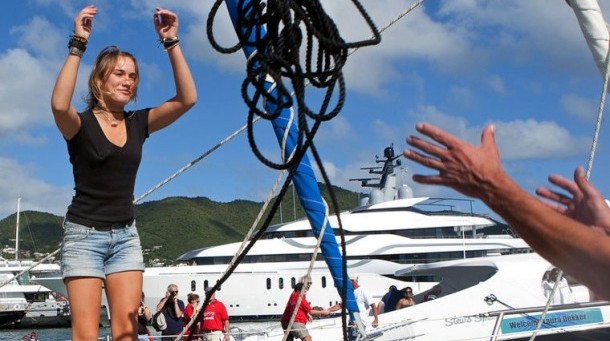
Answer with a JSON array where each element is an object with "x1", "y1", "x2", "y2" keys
[{"x1": 132, "y1": 116, "x2": 260, "y2": 204}]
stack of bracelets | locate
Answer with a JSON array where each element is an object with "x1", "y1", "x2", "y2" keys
[
  {"x1": 68, "y1": 35, "x2": 87, "y2": 57},
  {"x1": 161, "y1": 37, "x2": 180, "y2": 51}
]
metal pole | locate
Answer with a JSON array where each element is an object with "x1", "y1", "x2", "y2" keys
[{"x1": 15, "y1": 197, "x2": 21, "y2": 261}]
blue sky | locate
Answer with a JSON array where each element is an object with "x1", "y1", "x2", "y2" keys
[{"x1": 1, "y1": 0, "x2": 610, "y2": 221}]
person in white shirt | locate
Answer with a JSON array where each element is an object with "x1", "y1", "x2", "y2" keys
[{"x1": 350, "y1": 276, "x2": 378, "y2": 330}]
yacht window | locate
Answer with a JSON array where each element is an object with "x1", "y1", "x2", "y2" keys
[
  {"x1": 291, "y1": 277, "x2": 296, "y2": 288},
  {"x1": 267, "y1": 278, "x2": 272, "y2": 290},
  {"x1": 191, "y1": 280, "x2": 196, "y2": 292},
  {"x1": 193, "y1": 253, "x2": 324, "y2": 265},
  {"x1": 204, "y1": 280, "x2": 209, "y2": 289},
  {"x1": 321, "y1": 276, "x2": 327, "y2": 288},
  {"x1": 279, "y1": 278, "x2": 284, "y2": 289}
]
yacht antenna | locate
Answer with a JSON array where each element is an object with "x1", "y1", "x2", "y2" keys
[{"x1": 349, "y1": 144, "x2": 402, "y2": 189}]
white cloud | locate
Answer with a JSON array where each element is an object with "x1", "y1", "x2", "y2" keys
[
  {"x1": 494, "y1": 119, "x2": 589, "y2": 159},
  {"x1": 411, "y1": 105, "x2": 589, "y2": 160},
  {"x1": 436, "y1": 1, "x2": 603, "y2": 75},
  {"x1": 33, "y1": 0, "x2": 77, "y2": 16},
  {"x1": 0, "y1": 157, "x2": 72, "y2": 218},
  {"x1": 10, "y1": 16, "x2": 64, "y2": 59},
  {"x1": 487, "y1": 74, "x2": 507, "y2": 95},
  {"x1": 448, "y1": 86, "x2": 473, "y2": 106},
  {"x1": 0, "y1": 13, "x2": 91, "y2": 142},
  {"x1": 315, "y1": 116, "x2": 355, "y2": 144},
  {"x1": 0, "y1": 49, "x2": 55, "y2": 137},
  {"x1": 562, "y1": 93, "x2": 597, "y2": 122}
]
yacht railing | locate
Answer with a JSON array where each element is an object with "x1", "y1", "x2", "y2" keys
[{"x1": 485, "y1": 300, "x2": 610, "y2": 341}]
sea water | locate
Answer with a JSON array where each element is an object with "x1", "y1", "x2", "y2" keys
[
  {"x1": 1, "y1": 327, "x2": 110, "y2": 341},
  {"x1": 1, "y1": 321, "x2": 277, "y2": 340}
]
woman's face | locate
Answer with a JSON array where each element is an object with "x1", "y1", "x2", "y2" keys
[{"x1": 102, "y1": 56, "x2": 137, "y2": 107}]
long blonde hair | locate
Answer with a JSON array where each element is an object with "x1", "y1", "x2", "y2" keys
[{"x1": 85, "y1": 45, "x2": 139, "y2": 111}]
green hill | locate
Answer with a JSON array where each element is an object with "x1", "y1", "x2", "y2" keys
[{"x1": 0, "y1": 184, "x2": 360, "y2": 265}]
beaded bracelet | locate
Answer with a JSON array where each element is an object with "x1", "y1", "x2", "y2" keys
[{"x1": 68, "y1": 34, "x2": 88, "y2": 57}]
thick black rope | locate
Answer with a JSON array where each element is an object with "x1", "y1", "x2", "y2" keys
[
  {"x1": 208, "y1": 0, "x2": 380, "y2": 170},
  {"x1": 200, "y1": 1, "x2": 381, "y2": 340}
]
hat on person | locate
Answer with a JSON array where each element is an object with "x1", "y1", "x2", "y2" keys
[{"x1": 350, "y1": 274, "x2": 358, "y2": 281}]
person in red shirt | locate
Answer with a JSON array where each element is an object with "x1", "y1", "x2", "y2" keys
[
  {"x1": 200, "y1": 287, "x2": 230, "y2": 341},
  {"x1": 280, "y1": 279, "x2": 340, "y2": 341},
  {"x1": 183, "y1": 293, "x2": 200, "y2": 339}
]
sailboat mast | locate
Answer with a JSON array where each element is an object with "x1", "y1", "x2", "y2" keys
[{"x1": 15, "y1": 197, "x2": 20, "y2": 261}]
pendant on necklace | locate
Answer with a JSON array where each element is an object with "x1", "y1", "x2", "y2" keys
[{"x1": 110, "y1": 120, "x2": 118, "y2": 127}]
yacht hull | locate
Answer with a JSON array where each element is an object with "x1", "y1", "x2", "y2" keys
[{"x1": 243, "y1": 253, "x2": 610, "y2": 341}]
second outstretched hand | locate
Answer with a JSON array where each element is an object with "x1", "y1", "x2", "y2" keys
[
  {"x1": 536, "y1": 166, "x2": 610, "y2": 235},
  {"x1": 153, "y1": 7, "x2": 179, "y2": 40}
]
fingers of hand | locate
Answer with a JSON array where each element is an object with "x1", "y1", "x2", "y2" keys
[
  {"x1": 548, "y1": 174, "x2": 581, "y2": 199},
  {"x1": 536, "y1": 187, "x2": 573, "y2": 206},
  {"x1": 573, "y1": 167, "x2": 603, "y2": 199},
  {"x1": 536, "y1": 187, "x2": 557, "y2": 201},
  {"x1": 76, "y1": 6, "x2": 96, "y2": 31},
  {"x1": 154, "y1": 8, "x2": 177, "y2": 24},
  {"x1": 404, "y1": 150, "x2": 444, "y2": 171},
  {"x1": 412, "y1": 174, "x2": 445, "y2": 185},
  {"x1": 416, "y1": 122, "x2": 461, "y2": 148},
  {"x1": 407, "y1": 134, "x2": 440, "y2": 154}
]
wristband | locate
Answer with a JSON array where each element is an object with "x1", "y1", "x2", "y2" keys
[
  {"x1": 161, "y1": 37, "x2": 180, "y2": 51},
  {"x1": 68, "y1": 35, "x2": 88, "y2": 57}
]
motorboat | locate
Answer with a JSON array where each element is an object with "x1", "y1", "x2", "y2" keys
[
  {"x1": 244, "y1": 252, "x2": 610, "y2": 340},
  {"x1": 34, "y1": 145, "x2": 530, "y2": 320},
  {"x1": 0, "y1": 259, "x2": 72, "y2": 328}
]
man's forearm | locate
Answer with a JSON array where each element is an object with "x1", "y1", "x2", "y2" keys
[{"x1": 483, "y1": 174, "x2": 610, "y2": 298}]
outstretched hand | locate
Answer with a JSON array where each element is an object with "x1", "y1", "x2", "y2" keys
[
  {"x1": 153, "y1": 7, "x2": 179, "y2": 40},
  {"x1": 536, "y1": 166, "x2": 610, "y2": 235},
  {"x1": 74, "y1": 5, "x2": 96, "y2": 40},
  {"x1": 404, "y1": 123, "x2": 506, "y2": 199}
]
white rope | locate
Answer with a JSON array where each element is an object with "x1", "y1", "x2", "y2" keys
[
  {"x1": 348, "y1": 0, "x2": 425, "y2": 58},
  {"x1": 173, "y1": 67, "x2": 301, "y2": 341},
  {"x1": 585, "y1": 35, "x2": 610, "y2": 179},
  {"x1": 530, "y1": 10, "x2": 610, "y2": 341},
  {"x1": 282, "y1": 200, "x2": 330, "y2": 341},
  {"x1": 133, "y1": 115, "x2": 261, "y2": 204},
  {"x1": 0, "y1": 248, "x2": 60, "y2": 290}
]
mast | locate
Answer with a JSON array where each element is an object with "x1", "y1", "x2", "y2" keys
[{"x1": 15, "y1": 197, "x2": 21, "y2": 261}]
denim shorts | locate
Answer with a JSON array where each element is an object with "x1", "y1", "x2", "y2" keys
[{"x1": 60, "y1": 219, "x2": 145, "y2": 279}]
